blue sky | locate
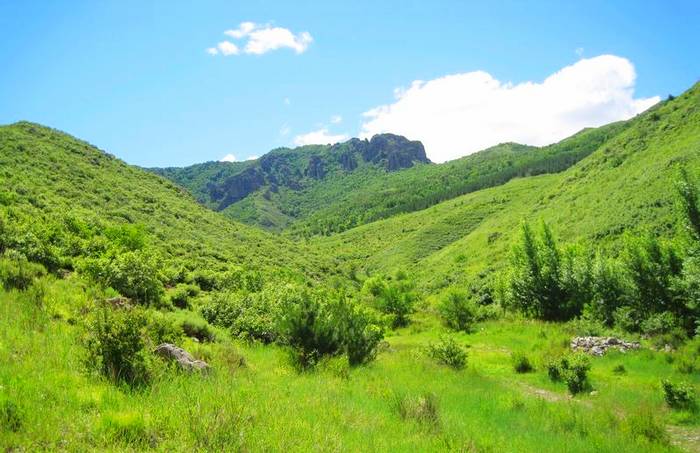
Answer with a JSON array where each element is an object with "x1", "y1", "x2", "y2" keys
[{"x1": 1, "y1": 1, "x2": 698, "y2": 166}]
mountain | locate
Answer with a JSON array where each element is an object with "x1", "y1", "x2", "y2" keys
[
  {"x1": 313, "y1": 84, "x2": 700, "y2": 291},
  {"x1": 151, "y1": 133, "x2": 430, "y2": 230},
  {"x1": 153, "y1": 124, "x2": 629, "y2": 234},
  {"x1": 0, "y1": 122, "x2": 327, "y2": 279}
]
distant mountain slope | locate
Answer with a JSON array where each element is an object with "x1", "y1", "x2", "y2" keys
[
  {"x1": 0, "y1": 122, "x2": 326, "y2": 278},
  {"x1": 153, "y1": 123, "x2": 629, "y2": 234},
  {"x1": 151, "y1": 134, "x2": 430, "y2": 230},
  {"x1": 314, "y1": 84, "x2": 699, "y2": 291}
]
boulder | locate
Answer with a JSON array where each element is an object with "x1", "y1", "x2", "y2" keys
[{"x1": 154, "y1": 343, "x2": 210, "y2": 372}]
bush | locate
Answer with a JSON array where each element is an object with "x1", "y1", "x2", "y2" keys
[
  {"x1": 511, "y1": 352, "x2": 534, "y2": 373},
  {"x1": 612, "y1": 363, "x2": 627, "y2": 375},
  {"x1": 661, "y1": 380, "x2": 696, "y2": 410},
  {"x1": 427, "y1": 336, "x2": 468, "y2": 370},
  {"x1": 169, "y1": 283, "x2": 199, "y2": 309},
  {"x1": 83, "y1": 308, "x2": 153, "y2": 386},
  {"x1": 438, "y1": 288, "x2": 477, "y2": 332},
  {"x1": 277, "y1": 288, "x2": 345, "y2": 370},
  {"x1": 547, "y1": 354, "x2": 591, "y2": 394},
  {"x1": 179, "y1": 317, "x2": 216, "y2": 343},
  {"x1": 81, "y1": 250, "x2": 164, "y2": 305},
  {"x1": 363, "y1": 275, "x2": 417, "y2": 328},
  {"x1": 0, "y1": 398, "x2": 22, "y2": 433},
  {"x1": 640, "y1": 312, "x2": 680, "y2": 336},
  {"x1": 0, "y1": 252, "x2": 46, "y2": 290},
  {"x1": 343, "y1": 304, "x2": 384, "y2": 366},
  {"x1": 277, "y1": 288, "x2": 384, "y2": 370},
  {"x1": 201, "y1": 290, "x2": 281, "y2": 343}
]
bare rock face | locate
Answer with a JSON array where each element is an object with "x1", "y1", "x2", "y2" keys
[
  {"x1": 154, "y1": 343, "x2": 210, "y2": 372},
  {"x1": 570, "y1": 336, "x2": 640, "y2": 356},
  {"x1": 105, "y1": 296, "x2": 132, "y2": 309}
]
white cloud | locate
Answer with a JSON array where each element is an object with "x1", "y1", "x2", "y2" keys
[
  {"x1": 209, "y1": 22, "x2": 312, "y2": 56},
  {"x1": 575, "y1": 47, "x2": 584, "y2": 58},
  {"x1": 330, "y1": 115, "x2": 342, "y2": 124},
  {"x1": 294, "y1": 128, "x2": 349, "y2": 146},
  {"x1": 216, "y1": 41, "x2": 239, "y2": 56},
  {"x1": 225, "y1": 21, "x2": 256, "y2": 39},
  {"x1": 360, "y1": 55, "x2": 660, "y2": 163},
  {"x1": 284, "y1": 97, "x2": 291, "y2": 105},
  {"x1": 206, "y1": 47, "x2": 219, "y2": 55},
  {"x1": 246, "y1": 155, "x2": 259, "y2": 161},
  {"x1": 219, "y1": 153, "x2": 237, "y2": 162},
  {"x1": 280, "y1": 124, "x2": 291, "y2": 136}
]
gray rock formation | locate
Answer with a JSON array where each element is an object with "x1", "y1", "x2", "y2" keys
[{"x1": 154, "y1": 343, "x2": 210, "y2": 372}]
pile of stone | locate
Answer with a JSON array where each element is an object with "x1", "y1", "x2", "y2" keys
[{"x1": 570, "y1": 336, "x2": 640, "y2": 356}]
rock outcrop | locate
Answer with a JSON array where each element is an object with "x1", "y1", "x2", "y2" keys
[
  {"x1": 154, "y1": 343, "x2": 210, "y2": 372},
  {"x1": 570, "y1": 336, "x2": 640, "y2": 356}
]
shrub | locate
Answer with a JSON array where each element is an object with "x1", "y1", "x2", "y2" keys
[
  {"x1": 363, "y1": 275, "x2": 417, "y2": 328},
  {"x1": 277, "y1": 288, "x2": 384, "y2": 370},
  {"x1": 277, "y1": 289, "x2": 345, "y2": 370},
  {"x1": 547, "y1": 354, "x2": 591, "y2": 394},
  {"x1": 427, "y1": 336, "x2": 468, "y2": 370},
  {"x1": 343, "y1": 304, "x2": 384, "y2": 366},
  {"x1": 83, "y1": 308, "x2": 153, "y2": 386},
  {"x1": 179, "y1": 317, "x2": 216, "y2": 343},
  {"x1": 201, "y1": 290, "x2": 281, "y2": 343},
  {"x1": 192, "y1": 270, "x2": 218, "y2": 291},
  {"x1": 511, "y1": 352, "x2": 534, "y2": 373},
  {"x1": 0, "y1": 398, "x2": 22, "y2": 433},
  {"x1": 612, "y1": 364, "x2": 626, "y2": 375},
  {"x1": 146, "y1": 312, "x2": 184, "y2": 345},
  {"x1": 0, "y1": 252, "x2": 46, "y2": 290},
  {"x1": 661, "y1": 380, "x2": 696, "y2": 410},
  {"x1": 81, "y1": 250, "x2": 164, "y2": 305},
  {"x1": 169, "y1": 283, "x2": 199, "y2": 309},
  {"x1": 392, "y1": 392, "x2": 440, "y2": 428},
  {"x1": 438, "y1": 288, "x2": 477, "y2": 332},
  {"x1": 640, "y1": 312, "x2": 680, "y2": 336}
]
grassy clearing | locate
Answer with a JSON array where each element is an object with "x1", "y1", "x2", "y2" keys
[{"x1": 1, "y1": 277, "x2": 696, "y2": 452}]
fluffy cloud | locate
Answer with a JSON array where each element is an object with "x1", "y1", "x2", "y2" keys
[
  {"x1": 219, "y1": 153, "x2": 237, "y2": 162},
  {"x1": 360, "y1": 55, "x2": 659, "y2": 163},
  {"x1": 294, "y1": 128, "x2": 349, "y2": 146},
  {"x1": 208, "y1": 22, "x2": 312, "y2": 56}
]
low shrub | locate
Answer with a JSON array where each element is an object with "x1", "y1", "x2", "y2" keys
[
  {"x1": 0, "y1": 398, "x2": 22, "y2": 433},
  {"x1": 427, "y1": 336, "x2": 468, "y2": 370},
  {"x1": 277, "y1": 288, "x2": 384, "y2": 370},
  {"x1": 0, "y1": 252, "x2": 46, "y2": 290},
  {"x1": 438, "y1": 288, "x2": 477, "y2": 332},
  {"x1": 511, "y1": 352, "x2": 534, "y2": 373},
  {"x1": 612, "y1": 363, "x2": 627, "y2": 375},
  {"x1": 201, "y1": 290, "x2": 281, "y2": 343},
  {"x1": 179, "y1": 317, "x2": 216, "y2": 343},
  {"x1": 661, "y1": 380, "x2": 696, "y2": 410},
  {"x1": 83, "y1": 308, "x2": 153, "y2": 386},
  {"x1": 547, "y1": 354, "x2": 591, "y2": 394},
  {"x1": 392, "y1": 392, "x2": 440, "y2": 428},
  {"x1": 169, "y1": 283, "x2": 199, "y2": 309}
]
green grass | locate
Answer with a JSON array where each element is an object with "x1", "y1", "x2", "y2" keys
[{"x1": 2, "y1": 277, "x2": 694, "y2": 451}]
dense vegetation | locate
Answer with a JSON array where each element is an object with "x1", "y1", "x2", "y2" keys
[
  {"x1": 2, "y1": 82, "x2": 700, "y2": 451},
  {"x1": 153, "y1": 122, "x2": 627, "y2": 234}
]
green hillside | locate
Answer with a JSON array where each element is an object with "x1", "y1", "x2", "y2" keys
[
  {"x1": 3, "y1": 86, "x2": 700, "y2": 452},
  {"x1": 0, "y1": 122, "x2": 326, "y2": 280},
  {"x1": 315, "y1": 85, "x2": 700, "y2": 292},
  {"x1": 154, "y1": 123, "x2": 627, "y2": 234}
]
